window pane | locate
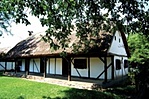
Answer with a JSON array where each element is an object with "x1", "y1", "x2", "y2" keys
[
  {"x1": 124, "y1": 60, "x2": 128, "y2": 68},
  {"x1": 116, "y1": 59, "x2": 121, "y2": 70},
  {"x1": 74, "y1": 59, "x2": 87, "y2": 69}
]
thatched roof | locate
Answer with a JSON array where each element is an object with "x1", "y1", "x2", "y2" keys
[
  {"x1": 5, "y1": 31, "x2": 117, "y2": 58},
  {"x1": 0, "y1": 47, "x2": 11, "y2": 59}
]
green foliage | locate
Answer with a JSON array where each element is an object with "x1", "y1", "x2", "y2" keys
[
  {"x1": 128, "y1": 33, "x2": 149, "y2": 64},
  {"x1": 128, "y1": 33, "x2": 149, "y2": 97},
  {"x1": 0, "y1": 0, "x2": 149, "y2": 51}
]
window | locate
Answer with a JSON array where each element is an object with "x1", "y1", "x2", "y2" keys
[
  {"x1": 124, "y1": 60, "x2": 128, "y2": 68},
  {"x1": 74, "y1": 59, "x2": 87, "y2": 69},
  {"x1": 116, "y1": 59, "x2": 121, "y2": 70}
]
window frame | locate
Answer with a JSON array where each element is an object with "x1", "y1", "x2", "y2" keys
[
  {"x1": 74, "y1": 58, "x2": 87, "y2": 69},
  {"x1": 18, "y1": 60, "x2": 22, "y2": 66},
  {"x1": 124, "y1": 60, "x2": 128, "y2": 68},
  {"x1": 116, "y1": 59, "x2": 121, "y2": 70}
]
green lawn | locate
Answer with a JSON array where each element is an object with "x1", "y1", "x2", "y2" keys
[{"x1": 0, "y1": 72, "x2": 134, "y2": 99}]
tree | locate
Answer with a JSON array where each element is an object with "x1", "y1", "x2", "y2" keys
[
  {"x1": 128, "y1": 33, "x2": 149, "y2": 98},
  {"x1": 1, "y1": 0, "x2": 149, "y2": 97},
  {"x1": 128, "y1": 33, "x2": 149, "y2": 64},
  {"x1": 0, "y1": 0, "x2": 149, "y2": 51}
]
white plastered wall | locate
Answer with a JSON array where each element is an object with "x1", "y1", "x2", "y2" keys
[
  {"x1": 107, "y1": 31, "x2": 129, "y2": 78},
  {"x1": 20, "y1": 59, "x2": 25, "y2": 71},
  {"x1": 108, "y1": 31, "x2": 127, "y2": 56},
  {"x1": 6, "y1": 62, "x2": 15, "y2": 70},
  {"x1": 71, "y1": 57, "x2": 112, "y2": 79},
  {"x1": 47, "y1": 58, "x2": 62, "y2": 75},
  {"x1": 71, "y1": 57, "x2": 88, "y2": 77},
  {"x1": 90, "y1": 57, "x2": 104, "y2": 79},
  {"x1": 0, "y1": 62, "x2": 5, "y2": 70},
  {"x1": 114, "y1": 56, "x2": 128, "y2": 78},
  {"x1": 29, "y1": 58, "x2": 40, "y2": 73}
]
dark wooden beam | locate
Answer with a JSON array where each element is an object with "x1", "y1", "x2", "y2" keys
[
  {"x1": 25, "y1": 58, "x2": 30, "y2": 76},
  {"x1": 88, "y1": 57, "x2": 90, "y2": 78},
  {"x1": 70, "y1": 58, "x2": 82, "y2": 78},
  {"x1": 111, "y1": 56, "x2": 114, "y2": 80},
  {"x1": 33, "y1": 59, "x2": 39, "y2": 72},
  {"x1": 43, "y1": 57, "x2": 47, "y2": 78},
  {"x1": 67, "y1": 57, "x2": 71, "y2": 81},
  {"x1": 104, "y1": 57, "x2": 107, "y2": 82},
  {"x1": 11, "y1": 62, "x2": 13, "y2": 71},
  {"x1": 96, "y1": 63, "x2": 112, "y2": 79},
  {"x1": 0, "y1": 63, "x2": 5, "y2": 70},
  {"x1": 55, "y1": 58, "x2": 56, "y2": 75},
  {"x1": 75, "y1": 68, "x2": 81, "y2": 77},
  {"x1": 98, "y1": 57, "x2": 105, "y2": 63},
  {"x1": 15, "y1": 60, "x2": 18, "y2": 73},
  {"x1": 5, "y1": 62, "x2": 7, "y2": 73},
  {"x1": 48, "y1": 58, "x2": 50, "y2": 74},
  {"x1": 32, "y1": 59, "x2": 34, "y2": 72}
]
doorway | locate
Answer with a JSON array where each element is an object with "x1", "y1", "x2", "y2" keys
[{"x1": 62, "y1": 58, "x2": 70, "y2": 76}]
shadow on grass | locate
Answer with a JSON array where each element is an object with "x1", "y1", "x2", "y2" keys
[
  {"x1": 42, "y1": 96, "x2": 66, "y2": 99},
  {"x1": 41, "y1": 86, "x2": 136, "y2": 99},
  {"x1": 42, "y1": 88, "x2": 117, "y2": 99},
  {"x1": 17, "y1": 96, "x2": 25, "y2": 99},
  {"x1": 0, "y1": 71, "x2": 4, "y2": 77},
  {"x1": 61, "y1": 88, "x2": 117, "y2": 99}
]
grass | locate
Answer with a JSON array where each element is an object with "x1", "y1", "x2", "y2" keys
[{"x1": 0, "y1": 72, "x2": 135, "y2": 99}]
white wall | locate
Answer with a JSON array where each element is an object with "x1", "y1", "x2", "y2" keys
[
  {"x1": 56, "y1": 58, "x2": 62, "y2": 75},
  {"x1": 30, "y1": 58, "x2": 40, "y2": 73},
  {"x1": 90, "y1": 57, "x2": 104, "y2": 79},
  {"x1": 114, "y1": 56, "x2": 128, "y2": 78},
  {"x1": 0, "y1": 62, "x2": 5, "y2": 70},
  {"x1": 19, "y1": 58, "x2": 62, "y2": 74},
  {"x1": 49, "y1": 58, "x2": 55, "y2": 74},
  {"x1": 108, "y1": 31, "x2": 127, "y2": 56},
  {"x1": 71, "y1": 57, "x2": 88, "y2": 77},
  {"x1": 7, "y1": 62, "x2": 15, "y2": 70},
  {"x1": 107, "y1": 57, "x2": 112, "y2": 79},
  {"x1": 17, "y1": 56, "x2": 128, "y2": 80},
  {"x1": 47, "y1": 58, "x2": 62, "y2": 75},
  {"x1": 71, "y1": 57, "x2": 112, "y2": 79},
  {"x1": 20, "y1": 59, "x2": 25, "y2": 71}
]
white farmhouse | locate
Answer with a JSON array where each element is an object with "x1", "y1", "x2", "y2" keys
[{"x1": 0, "y1": 30, "x2": 130, "y2": 83}]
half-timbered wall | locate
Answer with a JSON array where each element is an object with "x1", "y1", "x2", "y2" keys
[
  {"x1": 71, "y1": 57, "x2": 88, "y2": 77},
  {"x1": 29, "y1": 58, "x2": 40, "y2": 73},
  {"x1": 16, "y1": 55, "x2": 128, "y2": 80},
  {"x1": 114, "y1": 56, "x2": 128, "y2": 78},
  {"x1": 7, "y1": 62, "x2": 15, "y2": 70},
  {"x1": 0, "y1": 62, "x2": 15, "y2": 70},
  {"x1": 71, "y1": 57, "x2": 112, "y2": 79},
  {"x1": 0, "y1": 62, "x2": 5, "y2": 70},
  {"x1": 90, "y1": 58, "x2": 103, "y2": 78}
]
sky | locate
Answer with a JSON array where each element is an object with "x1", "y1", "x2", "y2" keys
[{"x1": 0, "y1": 15, "x2": 48, "y2": 48}]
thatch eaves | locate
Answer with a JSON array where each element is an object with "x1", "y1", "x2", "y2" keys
[
  {"x1": 5, "y1": 31, "x2": 115, "y2": 58},
  {"x1": 0, "y1": 47, "x2": 11, "y2": 59}
]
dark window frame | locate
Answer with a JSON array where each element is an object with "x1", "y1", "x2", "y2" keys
[
  {"x1": 74, "y1": 59, "x2": 87, "y2": 69},
  {"x1": 124, "y1": 60, "x2": 128, "y2": 68},
  {"x1": 18, "y1": 60, "x2": 22, "y2": 66},
  {"x1": 116, "y1": 59, "x2": 121, "y2": 70}
]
